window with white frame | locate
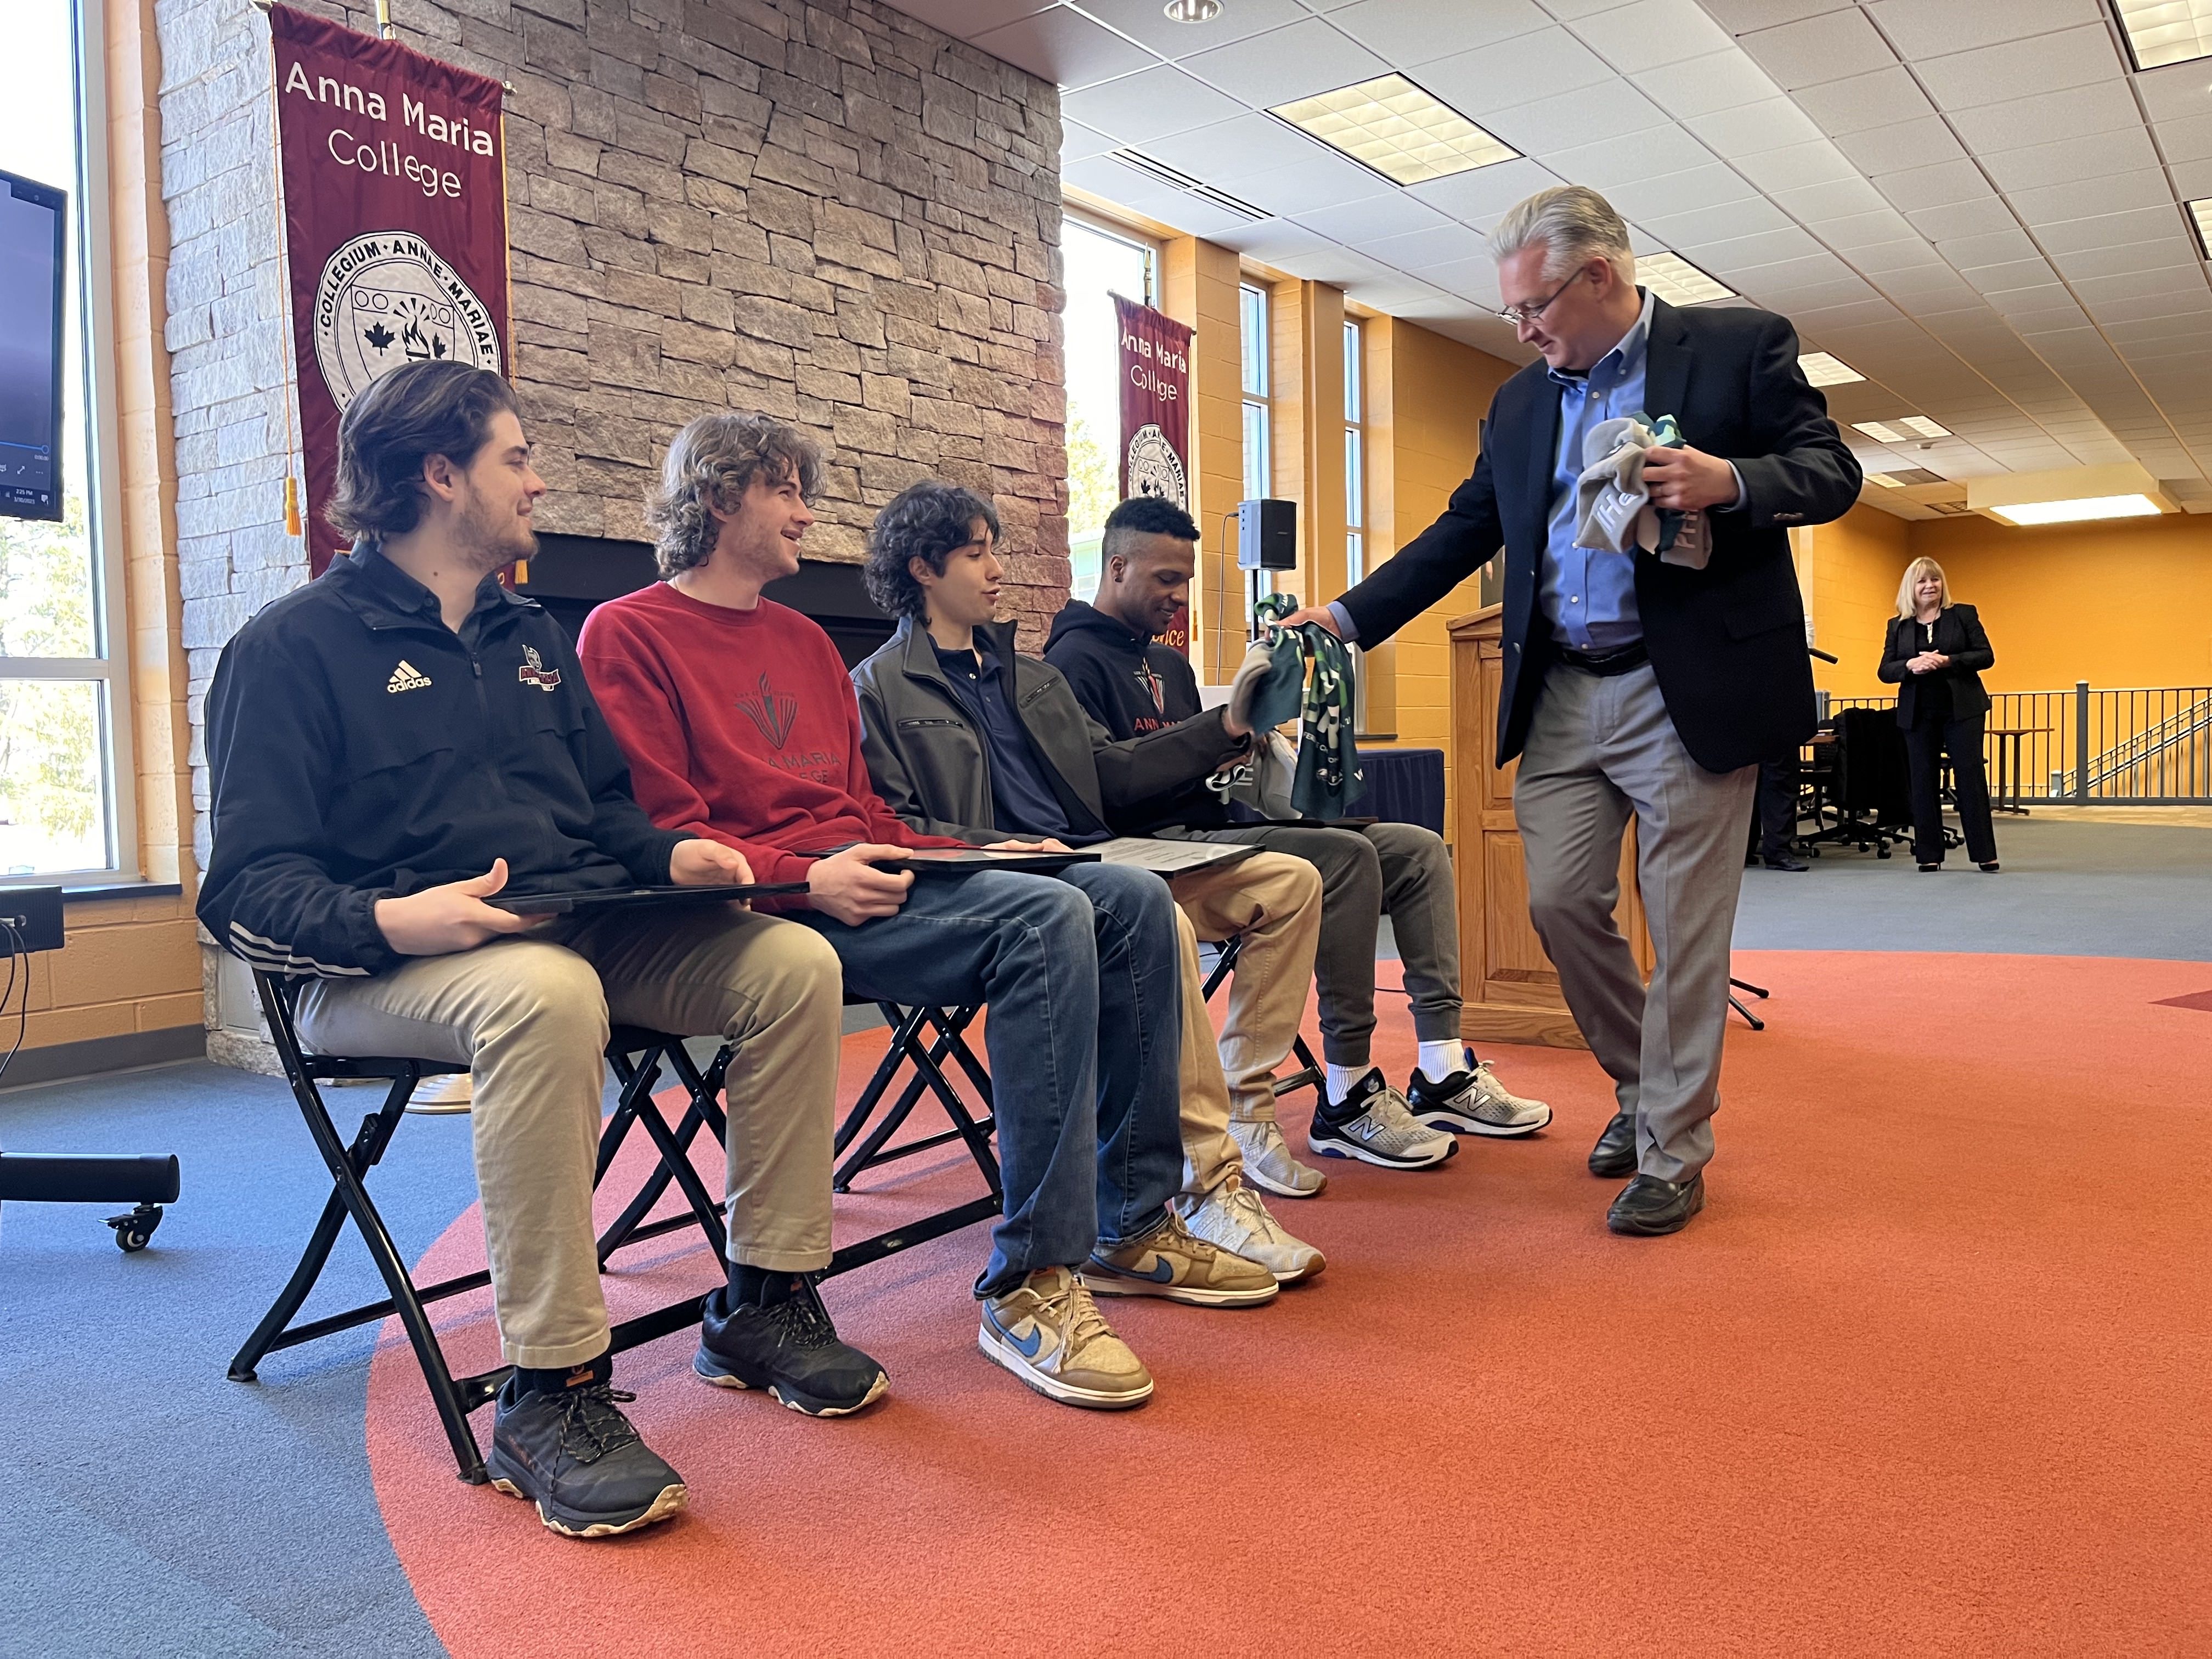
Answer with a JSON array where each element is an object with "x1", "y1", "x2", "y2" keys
[
  {"x1": 0, "y1": 0, "x2": 131, "y2": 879},
  {"x1": 1063, "y1": 216, "x2": 1156, "y2": 602},
  {"x1": 1344, "y1": 318, "x2": 1365, "y2": 584},
  {"x1": 1239, "y1": 281, "x2": 1270, "y2": 504}
]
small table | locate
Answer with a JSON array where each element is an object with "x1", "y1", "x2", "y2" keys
[{"x1": 1986, "y1": 728, "x2": 2049, "y2": 815}]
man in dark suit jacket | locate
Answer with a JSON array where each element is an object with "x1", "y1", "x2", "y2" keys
[{"x1": 1286, "y1": 185, "x2": 1861, "y2": 1236}]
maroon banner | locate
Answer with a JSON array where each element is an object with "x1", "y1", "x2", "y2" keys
[
  {"x1": 270, "y1": 5, "x2": 509, "y2": 574},
  {"x1": 1114, "y1": 296, "x2": 1193, "y2": 653}
]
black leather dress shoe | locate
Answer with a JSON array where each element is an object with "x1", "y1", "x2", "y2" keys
[
  {"x1": 1606, "y1": 1172, "x2": 1705, "y2": 1237},
  {"x1": 1762, "y1": 855, "x2": 1809, "y2": 872},
  {"x1": 1587, "y1": 1111, "x2": 1637, "y2": 1178}
]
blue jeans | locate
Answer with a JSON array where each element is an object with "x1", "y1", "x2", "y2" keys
[{"x1": 793, "y1": 863, "x2": 1183, "y2": 1297}]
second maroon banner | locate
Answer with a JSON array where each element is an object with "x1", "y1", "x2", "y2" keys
[
  {"x1": 269, "y1": 4, "x2": 510, "y2": 574},
  {"x1": 1114, "y1": 295, "x2": 1193, "y2": 653}
]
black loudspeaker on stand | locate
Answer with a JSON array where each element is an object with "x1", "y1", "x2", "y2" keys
[{"x1": 0, "y1": 885, "x2": 182, "y2": 1251}]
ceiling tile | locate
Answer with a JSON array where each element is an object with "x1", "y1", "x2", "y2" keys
[
  {"x1": 1872, "y1": 158, "x2": 1993, "y2": 213},
  {"x1": 1545, "y1": 123, "x2": 1724, "y2": 186},
  {"x1": 1607, "y1": 163, "x2": 1760, "y2": 222},
  {"x1": 1403, "y1": 155, "x2": 1569, "y2": 223},
  {"x1": 1944, "y1": 78, "x2": 2142, "y2": 154},
  {"x1": 2158, "y1": 114, "x2": 2212, "y2": 166},
  {"x1": 1712, "y1": 251, "x2": 1857, "y2": 288},
  {"x1": 1210, "y1": 218, "x2": 1339, "y2": 263},
  {"x1": 2070, "y1": 268, "x2": 2212, "y2": 305},
  {"x1": 1912, "y1": 26, "x2": 2124, "y2": 113},
  {"x1": 1179, "y1": 18, "x2": 1392, "y2": 105},
  {"x1": 1325, "y1": 0, "x2": 1553, "y2": 62},
  {"x1": 1834, "y1": 117, "x2": 1967, "y2": 174},
  {"x1": 1901, "y1": 198, "x2": 2017, "y2": 241},
  {"x1": 1271, "y1": 244, "x2": 1402, "y2": 285},
  {"x1": 1669, "y1": 222, "x2": 1826, "y2": 268},
  {"x1": 1356, "y1": 219, "x2": 1493, "y2": 269},
  {"x1": 2084, "y1": 289, "x2": 2212, "y2": 321},
  {"x1": 1215, "y1": 153, "x2": 1400, "y2": 215},
  {"x1": 1567, "y1": 0, "x2": 1736, "y2": 72},
  {"x1": 1958, "y1": 257, "x2": 2058, "y2": 293},
  {"x1": 2136, "y1": 62, "x2": 2212, "y2": 122},
  {"x1": 1076, "y1": 0, "x2": 1313, "y2": 58},
  {"x1": 1060, "y1": 154, "x2": 1190, "y2": 216},
  {"x1": 1809, "y1": 206, "x2": 1917, "y2": 248},
  {"x1": 1788, "y1": 297, "x2": 1911, "y2": 330},
  {"x1": 1684, "y1": 97, "x2": 1827, "y2": 156},
  {"x1": 1734, "y1": 8, "x2": 1897, "y2": 89},
  {"x1": 1771, "y1": 176, "x2": 1892, "y2": 221},
  {"x1": 2170, "y1": 159, "x2": 2212, "y2": 200},
  {"x1": 886, "y1": 0, "x2": 1052, "y2": 37},
  {"x1": 2005, "y1": 172, "x2": 2175, "y2": 223},
  {"x1": 1419, "y1": 255, "x2": 1505, "y2": 305},
  {"x1": 970, "y1": 8, "x2": 1158, "y2": 89},
  {"x1": 1059, "y1": 66, "x2": 1252, "y2": 144},
  {"x1": 1850, "y1": 238, "x2": 1952, "y2": 274},
  {"x1": 1864, "y1": 0, "x2": 2102, "y2": 58},
  {"x1": 1060, "y1": 118, "x2": 1118, "y2": 163},
  {"x1": 1741, "y1": 275, "x2": 1880, "y2": 311},
  {"x1": 1698, "y1": 0, "x2": 1854, "y2": 30},
  {"x1": 1488, "y1": 83, "x2": 1672, "y2": 155},
  {"x1": 1791, "y1": 66, "x2": 1935, "y2": 137},
  {"x1": 2034, "y1": 205, "x2": 2191, "y2": 253},
  {"x1": 1639, "y1": 194, "x2": 1795, "y2": 247},
  {"x1": 1730, "y1": 138, "x2": 1862, "y2": 193},
  {"x1": 1411, "y1": 26, "x2": 1617, "y2": 110},
  {"x1": 1140, "y1": 112, "x2": 1323, "y2": 179},
  {"x1": 1628, "y1": 48, "x2": 1786, "y2": 119},
  {"x1": 1933, "y1": 227, "x2": 2042, "y2": 267},
  {"x1": 2050, "y1": 236, "x2": 2205, "y2": 280},
  {"x1": 1979, "y1": 128, "x2": 2162, "y2": 195}
]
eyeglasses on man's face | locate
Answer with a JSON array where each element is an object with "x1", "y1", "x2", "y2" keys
[{"x1": 1497, "y1": 272, "x2": 1582, "y2": 329}]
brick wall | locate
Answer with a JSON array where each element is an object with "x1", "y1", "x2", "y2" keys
[{"x1": 152, "y1": 0, "x2": 1070, "y2": 1058}]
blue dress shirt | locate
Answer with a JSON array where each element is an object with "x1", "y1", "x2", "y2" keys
[{"x1": 1328, "y1": 286, "x2": 1743, "y2": 651}]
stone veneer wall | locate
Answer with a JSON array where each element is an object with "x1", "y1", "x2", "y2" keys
[{"x1": 154, "y1": 0, "x2": 1069, "y2": 1059}]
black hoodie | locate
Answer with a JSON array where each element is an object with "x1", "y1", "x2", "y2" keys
[{"x1": 1044, "y1": 599, "x2": 1233, "y2": 833}]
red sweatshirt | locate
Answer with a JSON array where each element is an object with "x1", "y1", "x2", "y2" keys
[{"x1": 577, "y1": 582, "x2": 963, "y2": 886}]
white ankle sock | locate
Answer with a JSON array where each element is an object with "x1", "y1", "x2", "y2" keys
[
  {"x1": 1417, "y1": 1040, "x2": 1466, "y2": 1080},
  {"x1": 1325, "y1": 1063, "x2": 1367, "y2": 1103}
]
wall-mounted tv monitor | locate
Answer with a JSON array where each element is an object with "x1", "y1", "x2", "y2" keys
[{"x1": 0, "y1": 168, "x2": 67, "y2": 522}]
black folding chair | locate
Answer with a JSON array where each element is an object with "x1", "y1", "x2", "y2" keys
[
  {"x1": 1200, "y1": 934, "x2": 1325, "y2": 1102},
  {"x1": 831, "y1": 998, "x2": 1000, "y2": 1197},
  {"x1": 229, "y1": 972, "x2": 734, "y2": 1483}
]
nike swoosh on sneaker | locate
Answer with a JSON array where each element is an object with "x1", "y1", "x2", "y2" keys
[{"x1": 992, "y1": 1311, "x2": 1045, "y2": 1359}]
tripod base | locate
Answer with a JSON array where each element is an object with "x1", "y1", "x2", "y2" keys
[{"x1": 1726, "y1": 977, "x2": 1770, "y2": 1032}]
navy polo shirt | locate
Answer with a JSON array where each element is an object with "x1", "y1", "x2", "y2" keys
[{"x1": 933, "y1": 640, "x2": 1086, "y2": 843}]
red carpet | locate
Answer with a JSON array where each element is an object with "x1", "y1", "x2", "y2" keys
[{"x1": 366, "y1": 952, "x2": 2212, "y2": 1656}]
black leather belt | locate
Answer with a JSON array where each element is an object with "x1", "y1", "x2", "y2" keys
[{"x1": 1556, "y1": 642, "x2": 1650, "y2": 676}]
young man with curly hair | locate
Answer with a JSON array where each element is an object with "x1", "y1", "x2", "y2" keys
[
  {"x1": 1047, "y1": 496, "x2": 1551, "y2": 1182},
  {"x1": 578, "y1": 413, "x2": 1279, "y2": 1415},
  {"x1": 851, "y1": 478, "x2": 1333, "y2": 1276},
  {"x1": 199, "y1": 364, "x2": 874, "y2": 1541}
]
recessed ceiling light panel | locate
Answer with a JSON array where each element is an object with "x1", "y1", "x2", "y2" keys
[
  {"x1": 1985, "y1": 494, "x2": 2164, "y2": 526},
  {"x1": 1270, "y1": 75, "x2": 1518, "y2": 187},
  {"x1": 1637, "y1": 251, "x2": 1735, "y2": 306},
  {"x1": 2188, "y1": 197, "x2": 2212, "y2": 259},
  {"x1": 2114, "y1": 0, "x2": 2212, "y2": 70},
  {"x1": 1898, "y1": 415, "x2": 1951, "y2": 439},
  {"x1": 1852, "y1": 420, "x2": 1906, "y2": 443},
  {"x1": 1866, "y1": 471, "x2": 1904, "y2": 488},
  {"x1": 1798, "y1": 351, "x2": 1864, "y2": 386}
]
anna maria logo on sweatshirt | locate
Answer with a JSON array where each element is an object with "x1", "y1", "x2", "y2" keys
[{"x1": 735, "y1": 672, "x2": 798, "y2": 749}]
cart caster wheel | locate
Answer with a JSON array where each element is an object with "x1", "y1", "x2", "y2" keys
[
  {"x1": 1877, "y1": 846, "x2": 1891, "y2": 859},
  {"x1": 106, "y1": 1204, "x2": 162, "y2": 1252}
]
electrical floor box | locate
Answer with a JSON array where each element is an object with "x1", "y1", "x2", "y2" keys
[{"x1": 0, "y1": 884, "x2": 65, "y2": 955}]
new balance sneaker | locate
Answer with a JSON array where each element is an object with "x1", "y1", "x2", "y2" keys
[
  {"x1": 1178, "y1": 1177, "x2": 1324, "y2": 1284},
  {"x1": 485, "y1": 1368, "x2": 687, "y2": 1539},
  {"x1": 1084, "y1": 1209, "x2": 1280, "y2": 1307},
  {"x1": 1306, "y1": 1069, "x2": 1459, "y2": 1170},
  {"x1": 1227, "y1": 1116, "x2": 1328, "y2": 1199},
  {"x1": 1408, "y1": 1052, "x2": 1553, "y2": 1138},
  {"x1": 979, "y1": 1266, "x2": 1153, "y2": 1410},
  {"x1": 693, "y1": 1276, "x2": 889, "y2": 1417}
]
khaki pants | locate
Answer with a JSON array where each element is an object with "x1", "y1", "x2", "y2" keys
[
  {"x1": 295, "y1": 906, "x2": 843, "y2": 1370},
  {"x1": 1166, "y1": 850, "x2": 1323, "y2": 1192}
]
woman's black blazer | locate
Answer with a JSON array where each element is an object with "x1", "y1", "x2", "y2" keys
[{"x1": 1879, "y1": 603, "x2": 1994, "y2": 724}]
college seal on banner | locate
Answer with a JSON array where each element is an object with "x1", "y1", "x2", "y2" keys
[
  {"x1": 1124, "y1": 421, "x2": 1189, "y2": 507},
  {"x1": 313, "y1": 232, "x2": 502, "y2": 411}
]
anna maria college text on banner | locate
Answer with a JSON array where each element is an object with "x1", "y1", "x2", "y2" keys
[
  {"x1": 269, "y1": 5, "x2": 510, "y2": 575},
  {"x1": 1114, "y1": 295, "x2": 1192, "y2": 653}
]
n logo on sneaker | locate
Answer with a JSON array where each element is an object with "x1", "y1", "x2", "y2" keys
[{"x1": 387, "y1": 659, "x2": 432, "y2": 693}]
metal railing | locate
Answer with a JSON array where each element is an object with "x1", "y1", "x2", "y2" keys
[{"x1": 1812, "y1": 684, "x2": 2212, "y2": 805}]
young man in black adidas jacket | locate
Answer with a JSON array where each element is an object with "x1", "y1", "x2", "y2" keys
[
  {"x1": 199, "y1": 363, "x2": 882, "y2": 1542},
  {"x1": 1046, "y1": 496, "x2": 1553, "y2": 1182}
]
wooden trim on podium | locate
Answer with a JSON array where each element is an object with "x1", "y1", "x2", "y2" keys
[{"x1": 1449, "y1": 605, "x2": 1653, "y2": 1049}]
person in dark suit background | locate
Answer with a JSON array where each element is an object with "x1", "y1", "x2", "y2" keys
[
  {"x1": 1283, "y1": 185, "x2": 1860, "y2": 1237},
  {"x1": 1880, "y1": 557, "x2": 1998, "y2": 873}
]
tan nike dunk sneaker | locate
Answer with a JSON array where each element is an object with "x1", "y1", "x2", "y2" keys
[
  {"x1": 978, "y1": 1266, "x2": 1153, "y2": 1410},
  {"x1": 1082, "y1": 1209, "x2": 1279, "y2": 1307}
]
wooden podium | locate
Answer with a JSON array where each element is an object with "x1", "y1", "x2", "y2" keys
[{"x1": 1449, "y1": 603, "x2": 1652, "y2": 1048}]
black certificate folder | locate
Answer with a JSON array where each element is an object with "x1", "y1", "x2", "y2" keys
[{"x1": 488, "y1": 882, "x2": 812, "y2": 916}]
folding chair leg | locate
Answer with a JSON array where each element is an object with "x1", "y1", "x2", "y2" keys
[{"x1": 595, "y1": 1042, "x2": 731, "y2": 1265}]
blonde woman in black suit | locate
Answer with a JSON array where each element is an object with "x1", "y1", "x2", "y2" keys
[{"x1": 1879, "y1": 556, "x2": 1999, "y2": 873}]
